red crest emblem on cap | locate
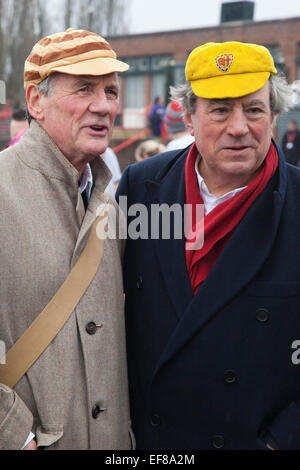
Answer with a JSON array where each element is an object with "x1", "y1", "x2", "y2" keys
[{"x1": 215, "y1": 54, "x2": 234, "y2": 72}]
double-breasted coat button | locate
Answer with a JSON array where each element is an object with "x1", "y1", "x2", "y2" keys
[
  {"x1": 86, "y1": 322, "x2": 97, "y2": 335},
  {"x1": 86, "y1": 322, "x2": 103, "y2": 335},
  {"x1": 150, "y1": 413, "x2": 161, "y2": 427},
  {"x1": 256, "y1": 308, "x2": 270, "y2": 323},
  {"x1": 224, "y1": 370, "x2": 237, "y2": 384},
  {"x1": 92, "y1": 404, "x2": 106, "y2": 419},
  {"x1": 212, "y1": 435, "x2": 225, "y2": 449},
  {"x1": 136, "y1": 275, "x2": 144, "y2": 290}
]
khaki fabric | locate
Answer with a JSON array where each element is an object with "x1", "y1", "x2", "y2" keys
[{"x1": 0, "y1": 121, "x2": 132, "y2": 450}]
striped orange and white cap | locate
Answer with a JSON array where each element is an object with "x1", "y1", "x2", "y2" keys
[{"x1": 24, "y1": 28, "x2": 129, "y2": 90}]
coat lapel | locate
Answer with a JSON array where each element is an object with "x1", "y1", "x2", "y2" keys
[
  {"x1": 17, "y1": 123, "x2": 112, "y2": 269},
  {"x1": 154, "y1": 148, "x2": 287, "y2": 377},
  {"x1": 145, "y1": 148, "x2": 193, "y2": 320},
  {"x1": 71, "y1": 156, "x2": 111, "y2": 267}
]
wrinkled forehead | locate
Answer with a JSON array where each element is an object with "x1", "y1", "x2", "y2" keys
[
  {"x1": 197, "y1": 81, "x2": 271, "y2": 109},
  {"x1": 54, "y1": 71, "x2": 119, "y2": 86}
]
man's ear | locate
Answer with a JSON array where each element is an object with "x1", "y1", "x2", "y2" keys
[
  {"x1": 26, "y1": 84, "x2": 45, "y2": 121},
  {"x1": 184, "y1": 113, "x2": 194, "y2": 136},
  {"x1": 271, "y1": 112, "x2": 276, "y2": 127}
]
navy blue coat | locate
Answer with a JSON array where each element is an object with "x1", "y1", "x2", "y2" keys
[{"x1": 116, "y1": 142, "x2": 300, "y2": 450}]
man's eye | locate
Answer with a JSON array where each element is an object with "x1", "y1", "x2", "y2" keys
[
  {"x1": 213, "y1": 107, "x2": 228, "y2": 113},
  {"x1": 248, "y1": 107, "x2": 262, "y2": 114},
  {"x1": 106, "y1": 88, "x2": 118, "y2": 98},
  {"x1": 212, "y1": 108, "x2": 228, "y2": 115},
  {"x1": 78, "y1": 86, "x2": 89, "y2": 92}
]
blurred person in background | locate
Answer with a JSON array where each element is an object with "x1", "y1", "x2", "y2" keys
[
  {"x1": 281, "y1": 120, "x2": 300, "y2": 166},
  {"x1": 135, "y1": 139, "x2": 165, "y2": 162},
  {"x1": 7, "y1": 108, "x2": 29, "y2": 147},
  {"x1": 148, "y1": 96, "x2": 165, "y2": 138},
  {"x1": 164, "y1": 100, "x2": 194, "y2": 151}
]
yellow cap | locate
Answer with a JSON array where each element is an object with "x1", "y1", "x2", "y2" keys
[{"x1": 185, "y1": 41, "x2": 277, "y2": 99}]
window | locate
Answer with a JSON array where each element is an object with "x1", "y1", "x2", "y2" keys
[
  {"x1": 173, "y1": 65, "x2": 186, "y2": 86},
  {"x1": 121, "y1": 55, "x2": 173, "y2": 74},
  {"x1": 151, "y1": 74, "x2": 167, "y2": 103},
  {"x1": 151, "y1": 55, "x2": 173, "y2": 71},
  {"x1": 121, "y1": 57, "x2": 150, "y2": 74},
  {"x1": 265, "y1": 44, "x2": 284, "y2": 71},
  {"x1": 124, "y1": 75, "x2": 146, "y2": 109}
]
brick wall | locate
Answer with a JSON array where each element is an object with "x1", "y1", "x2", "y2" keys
[{"x1": 110, "y1": 17, "x2": 300, "y2": 82}]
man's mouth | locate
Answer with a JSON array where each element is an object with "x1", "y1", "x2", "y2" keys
[
  {"x1": 225, "y1": 146, "x2": 250, "y2": 150},
  {"x1": 89, "y1": 124, "x2": 108, "y2": 132},
  {"x1": 87, "y1": 124, "x2": 109, "y2": 136}
]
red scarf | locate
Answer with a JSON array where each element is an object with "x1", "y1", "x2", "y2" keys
[{"x1": 185, "y1": 142, "x2": 278, "y2": 294}]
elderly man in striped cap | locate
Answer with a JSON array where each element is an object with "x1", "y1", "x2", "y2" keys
[{"x1": 0, "y1": 29, "x2": 133, "y2": 450}]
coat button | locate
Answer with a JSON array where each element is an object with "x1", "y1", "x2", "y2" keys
[
  {"x1": 150, "y1": 413, "x2": 161, "y2": 427},
  {"x1": 86, "y1": 322, "x2": 97, "y2": 335},
  {"x1": 212, "y1": 435, "x2": 225, "y2": 449},
  {"x1": 92, "y1": 404, "x2": 106, "y2": 419},
  {"x1": 92, "y1": 404, "x2": 101, "y2": 419},
  {"x1": 224, "y1": 370, "x2": 237, "y2": 384},
  {"x1": 256, "y1": 308, "x2": 270, "y2": 323},
  {"x1": 136, "y1": 275, "x2": 144, "y2": 290}
]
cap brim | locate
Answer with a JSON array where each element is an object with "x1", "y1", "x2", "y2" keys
[
  {"x1": 190, "y1": 71, "x2": 271, "y2": 99},
  {"x1": 50, "y1": 56, "x2": 129, "y2": 77}
]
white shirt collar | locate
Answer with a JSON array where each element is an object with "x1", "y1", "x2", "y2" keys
[
  {"x1": 78, "y1": 163, "x2": 93, "y2": 201},
  {"x1": 194, "y1": 153, "x2": 247, "y2": 215}
]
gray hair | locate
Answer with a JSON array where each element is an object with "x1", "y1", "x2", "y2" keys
[
  {"x1": 36, "y1": 73, "x2": 58, "y2": 96},
  {"x1": 170, "y1": 83, "x2": 197, "y2": 115},
  {"x1": 26, "y1": 73, "x2": 58, "y2": 123},
  {"x1": 170, "y1": 73, "x2": 293, "y2": 117}
]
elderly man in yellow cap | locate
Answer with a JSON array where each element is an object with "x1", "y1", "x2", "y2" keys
[
  {"x1": 0, "y1": 29, "x2": 133, "y2": 450},
  {"x1": 116, "y1": 42, "x2": 300, "y2": 450}
]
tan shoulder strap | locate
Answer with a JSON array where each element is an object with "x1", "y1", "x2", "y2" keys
[{"x1": 0, "y1": 207, "x2": 108, "y2": 389}]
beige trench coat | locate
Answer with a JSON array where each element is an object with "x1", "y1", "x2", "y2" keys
[{"x1": 0, "y1": 121, "x2": 133, "y2": 450}]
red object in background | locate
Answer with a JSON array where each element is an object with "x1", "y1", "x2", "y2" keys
[
  {"x1": 160, "y1": 120, "x2": 169, "y2": 144},
  {"x1": 7, "y1": 128, "x2": 28, "y2": 147},
  {"x1": 112, "y1": 128, "x2": 150, "y2": 154}
]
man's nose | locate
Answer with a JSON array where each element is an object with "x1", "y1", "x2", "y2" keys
[
  {"x1": 89, "y1": 90, "x2": 110, "y2": 114},
  {"x1": 226, "y1": 108, "x2": 249, "y2": 137}
]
